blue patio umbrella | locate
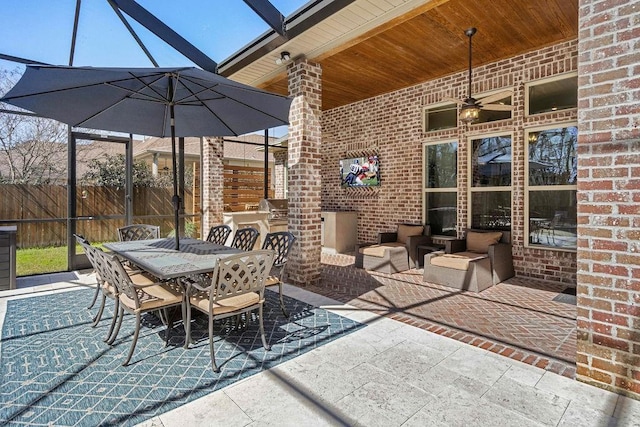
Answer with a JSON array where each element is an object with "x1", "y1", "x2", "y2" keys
[{"x1": 0, "y1": 65, "x2": 293, "y2": 249}]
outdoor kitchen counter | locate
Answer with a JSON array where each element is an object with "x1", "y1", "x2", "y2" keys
[{"x1": 223, "y1": 211, "x2": 287, "y2": 249}]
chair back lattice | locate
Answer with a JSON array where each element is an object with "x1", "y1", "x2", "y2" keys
[
  {"x1": 101, "y1": 251, "x2": 140, "y2": 305},
  {"x1": 261, "y1": 232, "x2": 296, "y2": 267},
  {"x1": 118, "y1": 224, "x2": 160, "y2": 242},
  {"x1": 74, "y1": 234, "x2": 108, "y2": 287},
  {"x1": 210, "y1": 250, "x2": 274, "y2": 304},
  {"x1": 206, "y1": 224, "x2": 232, "y2": 245},
  {"x1": 230, "y1": 227, "x2": 260, "y2": 251}
]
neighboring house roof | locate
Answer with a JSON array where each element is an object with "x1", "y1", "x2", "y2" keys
[
  {"x1": 0, "y1": 133, "x2": 279, "y2": 184},
  {"x1": 133, "y1": 134, "x2": 277, "y2": 162}
]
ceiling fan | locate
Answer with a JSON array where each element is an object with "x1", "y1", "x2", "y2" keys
[{"x1": 446, "y1": 27, "x2": 514, "y2": 123}]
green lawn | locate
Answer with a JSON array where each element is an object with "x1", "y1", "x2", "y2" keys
[
  {"x1": 17, "y1": 243, "x2": 107, "y2": 276},
  {"x1": 17, "y1": 246, "x2": 69, "y2": 276},
  {"x1": 16, "y1": 243, "x2": 112, "y2": 277}
]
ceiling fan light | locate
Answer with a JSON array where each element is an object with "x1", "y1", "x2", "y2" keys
[{"x1": 460, "y1": 104, "x2": 480, "y2": 124}]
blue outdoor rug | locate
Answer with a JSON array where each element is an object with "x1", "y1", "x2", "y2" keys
[{"x1": 0, "y1": 288, "x2": 364, "y2": 426}]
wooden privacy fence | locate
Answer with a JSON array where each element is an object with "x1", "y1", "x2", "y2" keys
[
  {"x1": 0, "y1": 184, "x2": 193, "y2": 248},
  {"x1": 223, "y1": 164, "x2": 273, "y2": 211}
]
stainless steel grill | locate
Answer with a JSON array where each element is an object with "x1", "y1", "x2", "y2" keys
[{"x1": 258, "y1": 198, "x2": 289, "y2": 220}]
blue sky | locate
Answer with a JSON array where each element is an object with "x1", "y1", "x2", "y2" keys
[
  {"x1": 0, "y1": 1, "x2": 306, "y2": 137},
  {"x1": 0, "y1": 0, "x2": 306, "y2": 70}
]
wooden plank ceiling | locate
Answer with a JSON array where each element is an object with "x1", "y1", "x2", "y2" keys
[{"x1": 258, "y1": 0, "x2": 578, "y2": 111}]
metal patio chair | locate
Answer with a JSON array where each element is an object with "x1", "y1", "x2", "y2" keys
[
  {"x1": 101, "y1": 252, "x2": 184, "y2": 366},
  {"x1": 230, "y1": 227, "x2": 260, "y2": 251},
  {"x1": 261, "y1": 231, "x2": 296, "y2": 317},
  {"x1": 206, "y1": 224, "x2": 232, "y2": 245},
  {"x1": 183, "y1": 250, "x2": 274, "y2": 372},
  {"x1": 539, "y1": 211, "x2": 566, "y2": 246},
  {"x1": 75, "y1": 234, "x2": 115, "y2": 336},
  {"x1": 117, "y1": 224, "x2": 160, "y2": 241}
]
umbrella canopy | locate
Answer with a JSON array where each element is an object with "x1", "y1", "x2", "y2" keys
[{"x1": 1, "y1": 65, "x2": 293, "y2": 249}]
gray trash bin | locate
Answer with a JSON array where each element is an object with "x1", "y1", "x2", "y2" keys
[{"x1": 0, "y1": 225, "x2": 17, "y2": 291}]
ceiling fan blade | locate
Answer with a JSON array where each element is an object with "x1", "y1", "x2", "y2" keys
[
  {"x1": 478, "y1": 90, "x2": 513, "y2": 105},
  {"x1": 443, "y1": 96, "x2": 465, "y2": 106},
  {"x1": 482, "y1": 104, "x2": 515, "y2": 111}
]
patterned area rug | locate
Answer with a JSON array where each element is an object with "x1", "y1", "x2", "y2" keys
[{"x1": 0, "y1": 288, "x2": 363, "y2": 426}]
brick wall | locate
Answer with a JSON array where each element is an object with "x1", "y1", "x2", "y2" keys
[
  {"x1": 201, "y1": 137, "x2": 224, "y2": 234},
  {"x1": 286, "y1": 59, "x2": 323, "y2": 286},
  {"x1": 273, "y1": 150, "x2": 287, "y2": 199},
  {"x1": 323, "y1": 39, "x2": 578, "y2": 284},
  {"x1": 576, "y1": 0, "x2": 640, "y2": 399}
]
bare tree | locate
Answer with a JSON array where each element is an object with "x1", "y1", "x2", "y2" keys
[{"x1": 0, "y1": 68, "x2": 69, "y2": 184}]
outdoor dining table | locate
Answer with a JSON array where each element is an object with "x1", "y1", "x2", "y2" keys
[
  {"x1": 103, "y1": 237, "x2": 246, "y2": 348},
  {"x1": 103, "y1": 238, "x2": 244, "y2": 281}
]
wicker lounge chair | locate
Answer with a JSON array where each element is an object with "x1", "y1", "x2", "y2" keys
[
  {"x1": 355, "y1": 224, "x2": 433, "y2": 273},
  {"x1": 423, "y1": 229, "x2": 514, "y2": 292}
]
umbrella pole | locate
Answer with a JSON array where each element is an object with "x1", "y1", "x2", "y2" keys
[{"x1": 169, "y1": 80, "x2": 180, "y2": 250}]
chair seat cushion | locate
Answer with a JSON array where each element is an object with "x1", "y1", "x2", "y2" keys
[
  {"x1": 102, "y1": 281, "x2": 117, "y2": 296},
  {"x1": 265, "y1": 276, "x2": 280, "y2": 287},
  {"x1": 120, "y1": 281, "x2": 183, "y2": 312},
  {"x1": 430, "y1": 251, "x2": 488, "y2": 271},
  {"x1": 359, "y1": 242, "x2": 405, "y2": 258},
  {"x1": 190, "y1": 292, "x2": 261, "y2": 315}
]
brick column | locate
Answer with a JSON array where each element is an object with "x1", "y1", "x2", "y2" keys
[
  {"x1": 286, "y1": 59, "x2": 322, "y2": 286},
  {"x1": 201, "y1": 136, "x2": 224, "y2": 235},
  {"x1": 576, "y1": 0, "x2": 640, "y2": 398},
  {"x1": 274, "y1": 150, "x2": 287, "y2": 199}
]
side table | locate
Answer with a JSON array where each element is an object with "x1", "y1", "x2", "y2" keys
[{"x1": 416, "y1": 244, "x2": 445, "y2": 268}]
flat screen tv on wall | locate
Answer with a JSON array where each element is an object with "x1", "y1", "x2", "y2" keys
[{"x1": 340, "y1": 155, "x2": 380, "y2": 188}]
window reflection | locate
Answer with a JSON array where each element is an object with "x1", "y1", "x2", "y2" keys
[
  {"x1": 426, "y1": 193, "x2": 457, "y2": 236},
  {"x1": 424, "y1": 104, "x2": 457, "y2": 132},
  {"x1": 526, "y1": 125, "x2": 578, "y2": 250},
  {"x1": 471, "y1": 191, "x2": 511, "y2": 231},
  {"x1": 426, "y1": 142, "x2": 457, "y2": 188},
  {"x1": 528, "y1": 127, "x2": 577, "y2": 186},
  {"x1": 528, "y1": 74, "x2": 578, "y2": 115},
  {"x1": 529, "y1": 190, "x2": 577, "y2": 249},
  {"x1": 424, "y1": 141, "x2": 457, "y2": 236},
  {"x1": 471, "y1": 135, "x2": 512, "y2": 187}
]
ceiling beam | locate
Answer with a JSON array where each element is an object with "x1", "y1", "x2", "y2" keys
[
  {"x1": 0, "y1": 53, "x2": 49, "y2": 66},
  {"x1": 110, "y1": 0, "x2": 218, "y2": 73},
  {"x1": 68, "y1": 0, "x2": 82, "y2": 66},
  {"x1": 107, "y1": 0, "x2": 159, "y2": 67},
  {"x1": 243, "y1": 0, "x2": 286, "y2": 37},
  {"x1": 219, "y1": 0, "x2": 356, "y2": 77}
]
